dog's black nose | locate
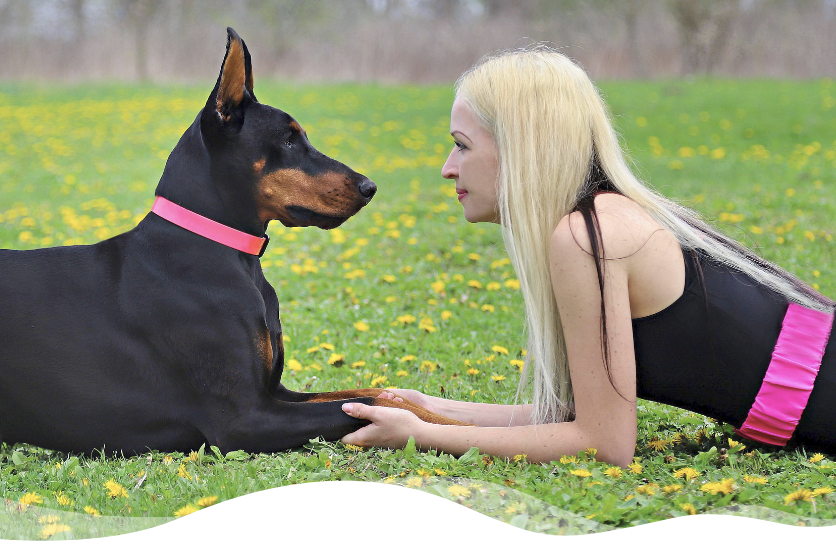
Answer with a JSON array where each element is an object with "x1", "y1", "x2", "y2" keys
[{"x1": 358, "y1": 178, "x2": 377, "y2": 201}]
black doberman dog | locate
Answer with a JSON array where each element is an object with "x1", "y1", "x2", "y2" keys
[{"x1": 0, "y1": 28, "x2": 464, "y2": 456}]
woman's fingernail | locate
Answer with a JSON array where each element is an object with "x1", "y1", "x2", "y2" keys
[{"x1": 342, "y1": 403, "x2": 353, "y2": 413}]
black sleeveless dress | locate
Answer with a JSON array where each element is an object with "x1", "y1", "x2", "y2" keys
[{"x1": 631, "y1": 249, "x2": 836, "y2": 450}]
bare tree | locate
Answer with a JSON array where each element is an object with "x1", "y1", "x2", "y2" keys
[{"x1": 667, "y1": 0, "x2": 741, "y2": 75}]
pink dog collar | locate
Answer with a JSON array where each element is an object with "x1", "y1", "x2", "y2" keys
[
  {"x1": 151, "y1": 196, "x2": 269, "y2": 257},
  {"x1": 735, "y1": 303, "x2": 834, "y2": 446}
]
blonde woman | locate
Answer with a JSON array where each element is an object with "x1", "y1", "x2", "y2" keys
[{"x1": 340, "y1": 48, "x2": 835, "y2": 467}]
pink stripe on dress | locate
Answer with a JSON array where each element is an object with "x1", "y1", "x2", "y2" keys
[{"x1": 735, "y1": 303, "x2": 834, "y2": 446}]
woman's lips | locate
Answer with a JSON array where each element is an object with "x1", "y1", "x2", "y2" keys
[{"x1": 456, "y1": 188, "x2": 468, "y2": 201}]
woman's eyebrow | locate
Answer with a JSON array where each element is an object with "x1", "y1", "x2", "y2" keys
[{"x1": 451, "y1": 130, "x2": 472, "y2": 141}]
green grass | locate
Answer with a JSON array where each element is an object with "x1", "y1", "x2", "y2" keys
[{"x1": 1, "y1": 79, "x2": 835, "y2": 539}]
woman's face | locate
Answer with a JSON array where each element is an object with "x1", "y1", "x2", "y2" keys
[{"x1": 441, "y1": 98, "x2": 500, "y2": 224}]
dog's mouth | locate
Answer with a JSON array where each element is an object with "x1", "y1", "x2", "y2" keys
[{"x1": 282, "y1": 206, "x2": 351, "y2": 230}]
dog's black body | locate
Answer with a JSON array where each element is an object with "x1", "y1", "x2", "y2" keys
[{"x1": 0, "y1": 29, "x2": 461, "y2": 455}]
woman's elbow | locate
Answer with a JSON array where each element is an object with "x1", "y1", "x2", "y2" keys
[{"x1": 588, "y1": 434, "x2": 636, "y2": 468}]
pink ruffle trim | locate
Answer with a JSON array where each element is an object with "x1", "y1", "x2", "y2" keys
[{"x1": 735, "y1": 303, "x2": 834, "y2": 446}]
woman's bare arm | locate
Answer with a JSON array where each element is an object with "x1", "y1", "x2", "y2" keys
[
  {"x1": 385, "y1": 389, "x2": 534, "y2": 427},
  {"x1": 343, "y1": 209, "x2": 640, "y2": 466}
]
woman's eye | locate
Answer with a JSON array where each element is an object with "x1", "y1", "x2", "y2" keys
[{"x1": 455, "y1": 141, "x2": 466, "y2": 152}]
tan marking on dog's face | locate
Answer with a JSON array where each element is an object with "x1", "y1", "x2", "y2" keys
[
  {"x1": 255, "y1": 168, "x2": 362, "y2": 226},
  {"x1": 217, "y1": 39, "x2": 246, "y2": 117},
  {"x1": 289, "y1": 121, "x2": 304, "y2": 135},
  {"x1": 253, "y1": 158, "x2": 266, "y2": 175}
]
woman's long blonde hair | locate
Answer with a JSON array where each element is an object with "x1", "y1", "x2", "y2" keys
[{"x1": 455, "y1": 47, "x2": 834, "y2": 425}]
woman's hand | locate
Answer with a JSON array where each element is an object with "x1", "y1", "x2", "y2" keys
[
  {"x1": 379, "y1": 388, "x2": 438, "y2": 414},
  {"x1": 340, "y1": 403, "x2": 425, "y2": 449}
]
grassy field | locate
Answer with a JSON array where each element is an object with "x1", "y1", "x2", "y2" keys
[{"x1": 0, "y1": 78, "x2": 835, "y2": 539}]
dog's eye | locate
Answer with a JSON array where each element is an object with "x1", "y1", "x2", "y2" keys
[{"x1": 284, "y1": 140, "x2": 294, "y2": 149}]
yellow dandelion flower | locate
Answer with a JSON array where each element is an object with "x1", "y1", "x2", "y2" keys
[
  {"x1": 662, "y1": 484, "x2": 683, "y2": 494},
  {"x1": 400, "y1": 355, "x2": 416, "y2": 363},
  {"x1": 396, "y1": 315, "x2": 416, "y2": 324},
  {"x1": 383, "y1": 477, "x2": 398, "y2": 484},
  {"x1": 680, "y1": 503, "x2": 697, "y2": 515},
  {"x1": 419, "y1": 317, "x2": 437, "y2": 332},
  {"x1": 674, "y1": 467, "x2": 700, "y2": 481},
  {"x1": 177, "y1": 463, "x2": 192, "y2": 480},
  {"x1": 784, "y1": 489, "x2": 813, "y2": 504},
  {"x1": 492, "y1": 345, "x2": 509, "y2": 355},
  {"x1": 481, "y1": 304, "x2": 495, "y2": 313},
  {"x1": 104, "y1": 479, "x2": 127, "y2": 499},
  {"x1": 38, "y1": 515, "x2": 61, "y2": 525},
  {"x1": 441, "y1": 310, "x2": 453, "y2": 320},
  {"x1": 628, "y1": 462, "x2": 643, "y2": 474},
  {"x1": 571, "y1": 469, "x2": 592, "y2": 478},
  {"x1": 396, "y1": 370, "x2": 409, "y2": 377},
  {"x1": 406, "y1": 477, "x2": 423, "y2": 488},
  {"x1": 420, "y1": 361, "x2": 438, "y2": 372},
  {"x1": 197, "y1": 496, "x2": 219, "y2": 507},
  {"x1": 646, "y1": 438, "x2": 671, "y2": 451},
  {"x1": 813, "y1": 487, "x2": 834, "y2": 496},
  {"x1": 491, "y1": 375, "x2": 506, "y2": 382},
  {"x1": 560, "y1": 455, "x2": 578, "y2": 464},
  {"x1": 306, "y1": 346, "x2": 320, "y2": 354},
  {"x1": 700, "y1": 478, "x2": 735, "y2": 495},
  {"x1": 84, "y1": 506, "x2": 100, "y2": 516},
  {"x1": 635, "y1": 484, "x2": 656, "y2": 496},
  {"x1": 328, "y1": 353, "x2": 345, "y2": 366},
  {"x1": 174, "y1": 504, "x2": 200, "y2": 517},
  {"x1": 604, "y1": 467, "x2": 622, "y2": 479},
  {"x1": 38, "y1": 524, "x2": 71, "y2": 540},
  {"x1": 513, "y1": 454, "x2": 528, "y2": 463},
  {"x1": 504, "y1": 279, "x2": 520, "y2": 290},
  {"x1": 743, "y1": 475, "x2": 767, "y2": 484},
  {"x1": 19, "y1": 492, "x2": 43, "y2": 506},
  {"x1": 466, "y1": 368, "x2": 480, "y2": 376},
  {"x1": 486, "y1": 282, "x2": 501, "y2": 291},
  {"x1": 370, "y1": 375, "x2": 388, "y2": 387},
  {"x1": 344, "y1": 444, "x2": 363, "y2": 451},
  {"x1": 54, "y1": 493, "x2": 73, "y2": 507},
  {"x1": 163, "y1": 455, "x2": 173, "y2": 464},
  {"x1": 509, "y1": 359, "x2": 524, "y2": 372},
  {"x1": 434, "y1": 468, "x2": 447, "y2": 476},
  {"x1": 319, "y1": 342, "x2": 335, "y2": 351},
  {"x1": 467, "y1": 280, "x2": 482, "y2": 289},
  {"x1": 383, "y1": 274, "x2": 396, "y2": 283},
  {"x1": 431, "y1": 280, "x2": 445, "y2": 293},
  {"x1": 810, "y1": 453, "x2": 825, "y2": 464},
  {"x1": 351, "y1": 360, "x2": 366, "y2": 369},
  {"x1": 447, "y1": 485, "x2": 471, "y2": 498},
  {"x1": 287, "y1": 359, "x2": 303, "y2": 372},
  {"x1": 353, "y1": 321, "x2": 369, "y2": 332}
]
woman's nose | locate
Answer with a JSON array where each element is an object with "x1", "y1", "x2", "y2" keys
[{"x1": 441, "y1": 148, "x2": 457, "y2": 179}]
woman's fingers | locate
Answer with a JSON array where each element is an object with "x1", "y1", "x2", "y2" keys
[
  {"x1": 341, "y1": 402, "x2": 370, "y2": 420},
  {"x1": 376, "y1": 391, "x2": 403, "y2": 403}
]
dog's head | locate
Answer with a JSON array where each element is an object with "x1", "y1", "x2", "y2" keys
[{"x1": 199, "y1": 28, "x2": 375, "y2": 230}]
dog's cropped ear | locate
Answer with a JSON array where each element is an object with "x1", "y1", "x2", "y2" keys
[{"x1": 203, "y1": 28, "x2": 255, "y2": 130}]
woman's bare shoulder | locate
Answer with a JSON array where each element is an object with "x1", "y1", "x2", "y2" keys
[{"x1": 553, "y1": 193, "x2": 664, "y2": 260}]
